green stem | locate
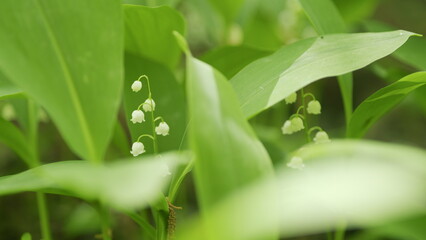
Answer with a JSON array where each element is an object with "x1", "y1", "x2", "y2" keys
[
  {"x1": 301, "y1": 88, "x2": 310, "y2": 143},
  {"x1": 334, "y1": 222, "x2": 346, "y2": 240},
  {"x1": 97, "y1": 204, "x2": 112, "y2": 240},
  {"x1": 36, "y1": 192, "x2": 52, "y2": 240}
]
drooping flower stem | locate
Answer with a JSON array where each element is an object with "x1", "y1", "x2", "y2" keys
[
  {"x1": 301, "y1": 88, "x2": 310, "y2": 142},
  {"x1": 139, "y1": 75, "x2": 159, "y2": 154}
]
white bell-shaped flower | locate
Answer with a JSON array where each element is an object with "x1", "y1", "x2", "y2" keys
[
  {"x1": 131, "y1": 80, "x2": 142, "y2": 92},
  {"x1": 155, "y1": 122, "x2": 170, "y2": 136},
  {"x1": 284, "y1": 92, "x2": 297, "y2": 104},
  {"x1": 290, "y1": 117, "x2": 304, "y2": 132},
  {"x1": 313, "y1": 131, "x2": 330, "y2": 144},
  {"x1": 142, "y1": 98, "x2": 156, "y2": 112},
  {"x1": 307, "y1": 100, "x2": 321, "y2": 115},
  {"x1": 287, "y1": 156, "x2": 305, "y2": 170},
  {"x1": 130, "y1": 142, "x2": 145, "y2": 156},
  {"x1": 130, "y1": 110, "x2": 145, "y2": 124},
  {"x1": 281, "y1": 120, "x2": 293, "y2": 135}
]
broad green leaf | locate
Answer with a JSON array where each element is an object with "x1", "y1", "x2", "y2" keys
[
  {"x1": 365, "y1": 21, "x2": 426, "y2": 71},
  {"x1": 230, "y1": 30, "x2": 417, "y2": 118},
  {"x1": 208, "y1": 0, "x2": 244, "y2": 23},
  {"x1": 124, "y1": 5, "x2": 185, "y2": 69},
  {"x1": 0, "y1": 117, "x2": 34, "y2": 166},
  {"x1": 333, "y1": 0, "x2": 382, "y2": 25},
  {"x1": 177, "y1": 140, "x2": 426, "y2": 240},
  {"x1": 179, "y1": 32, "x2": 274, "y2": 214},
  {"x1": 347, "y1": 72, "x2": 426, "y2": 138},
  {"x1": 300, "y1": 0, "x2": 353, "y2": 125},
  {"x1": 0, "y1": 72, "x2": 21, "y2": 100},
  {"x1": 123, "y1": 54, "x2": 187, "y2": 154},
  {"x1": 201, "y1": 46, "x2": 271, "y2": 79},
  {"x1": 0, "y1": 0, "x2": 123, "y2": 163},
  {"x1": 0, "y1": 153, "x2": 186, "y2": 209}
]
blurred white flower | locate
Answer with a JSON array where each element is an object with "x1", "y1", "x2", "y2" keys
[
  {"x1": 281, "y1": 120, "x2": 293, "y2": 135},
  {"x1": 307, "y1": 100, "x2": 321, "y2": 115},
  {"x1": 155, "y1": 122, "x2": 170, "y2": 136},
  {"x1": 314, "y1": 131, "x2": 331, "y2": 144},
  {"x1": 130, "y1": 110, "x2": 145, "y2": 124},
  {"x1": 284, "y1": 92, "x2": 297, "y2": 104},
  {"x1": 1, "y1": 103, "x2": 16, "y2": 121},
  {"x1": 130, "y1": 142, "x2": 145, "y2": 156},
  {"x1": 131, "y1": 80, "x2": 142, "y2": 92},
  {"x1": 142, "y1": 98, "x2": 156, "y2": 112},
  {"x1": 290, "y1": 117, "x2": 304, "y2": 132},
  {"x1": 287, "y1": 156, "x2": 305, "y2": 170}
]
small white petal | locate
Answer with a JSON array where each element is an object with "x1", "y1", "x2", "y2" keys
[
  {"x1": 307, "y1": 100, "x2": 321, "y2": 115},
  {"x1": 130, "y1": 110, "x2": 145, "y2": 124},
  {"x1": 284, "y1": 92, "x2": 297, "y2": 104},
  {"x1": 131, "y1": 80, "x2": 142, "y2": 92},
  {"x1": 313, "y1": 131, "x2": 331, "y2": 144},
  {"x1": 287, "y1": 156, "x2": 305, "y2": 170},
  {"x1": 290, "y1": 117, "x2": 304, "y2": 132},
  {"x1": 155, "y1": 122, "x2": 170, "y2": 136},
  {"x1": 281, "y1": 120, "x2": 293, "y2": 135},
  {"x1": 142, "y1": 98, "x2": 156, "y2": 112},
  {"x1": 130, "y1": 142, "x2": 145, "y2": 156}
]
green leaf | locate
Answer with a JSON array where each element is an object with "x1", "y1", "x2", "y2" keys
[
  {"x1": 347, "y1": 72, "x2": 426, "y2": 138},
  {"x1": 299, "y1": 0, "x2": 353, "y2": 125},
  {"x1": 299, "y1": 0, "x2": 346, "y2": 34},
  {"x1": 177, "y1": 140, "x2": 426, "y2": 240},
  {"x1": 0, "y1": 153, "x2": 186, "y2": 209},
  {"x1": 333, "y1": 0, "x2": 382, "y2": 25},
  {"x1": 123, "y1": 54, "x2": 187, "y2": 154},
  {"x1": 201, "y1": 46, "x2": 271, "y2": 79},
  {"x1": 0, "y1": 0, "x2": 123, "y2": 163},
  {"x1": 0, "y1": 72, "x2": 22, "y2": 100},
  {"x1": 124, "y1": 5, "x2": 185, "y2": 69},
  {"x1": 0, "y1": 117, "x2": 34, "y2": 166},
  {"x1": 364, "y1": 21, "x2": 426, "y2": 71},
  {"x1": 179, "y1": 33, "x2": 274, "y2": 214},
  {"x1": 21, "y1": 233, "x2": 32, "y2": 240},
  {"x1": 230, "y1": 30, "x2": 417, "y2": 118},
  {"x1": 207, "y1": 0, "x2": 244, "y2": 23}
]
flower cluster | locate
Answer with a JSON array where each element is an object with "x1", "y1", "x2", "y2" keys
[
  {"x1": 282, "y1": 90, "x2": 331, "y2": 169},
  {"x1": 129, "y1": 75, "x2": 170, "y2": 157}
]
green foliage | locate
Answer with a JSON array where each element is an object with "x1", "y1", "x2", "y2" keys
[
  {"x1": 230, "y1": 30, "x2": 415, "y2": 118},
  {"x1": 348, "y1": 72, "x2": 426, "y2": 138},
  {"x1": 0, "y1": 0, "x2": 123, "y2": 163}
]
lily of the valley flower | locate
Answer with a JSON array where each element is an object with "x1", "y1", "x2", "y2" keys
[
  {"x1": 290, "y1": 116, "x2": 304, "y2": 132},
  {"x1": 281, "y1": 120, "x2": 293, "y2": 135},
  {"x1": 313, "y1": 131, "x2": 330, "y2": 144},
  {"x1": 284, "y1": 92, "x2": 297, "y2": 104},
  {"x1": 307, "y1": 100, "x2": 321, "y2": 115},
  {"x1": 131, "y1": 80, "x2": 142, "y2": 92},
  {"x1": 155, "y1": 122, "x2": 170, "y2": 136},
  {"x1": 142, "y1": 98, "x2": 156, "y2": 112},
  {"x1": 287, "y1": 156, "x2": 305, "y2": 170},
  {"x1": 130, "y1": 142, "x2": 145, "y2": 156},
  {"x1": 131, "y1": 110, "x2": 145, "y2": 124}
]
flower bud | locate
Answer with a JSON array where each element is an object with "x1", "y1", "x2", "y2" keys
[
  {"x1": 313, "y1": 131, "x2": 330, "y2": 144},
  {"x1": 290, "y1": 117, "x2": 304, "y2": 132},
  {"x1": 130, "y1": 142, "x2": 145, "y2": 156},
  {"x1": 131, "y1": 80, "x2": 142, "y2": 92},
  {"x1": 142, "y1": 98, "x2": 156, "y2": 112},
  {"x1": 284, "y1": 92, "x2": 297, "y2": 104},
  {"x1": 281, "y1": 120, "x2": 293, "y2": 135},
  {"x1": 287, "y1": 156, "x2": 305, "y2": 170},
  {"x1": 307, "y1": 100, "x2": 321, "y2": 115},
  {"x1": 2, "y1": 103, "x2": 16, "y2": 121},
  {"x1": 155, "y1": 122, "x2": 170, "y2": 136},
  {"x1": 130, "y1": 110, "x2": 145, "y2": 124}
]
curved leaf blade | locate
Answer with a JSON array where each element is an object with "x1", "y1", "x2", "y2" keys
[
  {"x1": 230, "y1": 30, "x2": 417, "y2": 118},
  {"x1": 0, "y1": 153, "x2": 186, "y2": 209},
  {"x1": 0, "y1": 0, "x2": 123, "y2": 163},
  {"x1": 0, "y1": 117, "x2": 34, "y2": 166},
  {"x1": 348, "y1": 72, "x2": 426, "y2": 138},
  {"x1": 178, "y1": 140, "x2": 426, "y2": 240}
]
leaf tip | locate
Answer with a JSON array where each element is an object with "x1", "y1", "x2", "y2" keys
[{"x1": 172, "y1": 31, "x2": 191, "y2": 56}]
